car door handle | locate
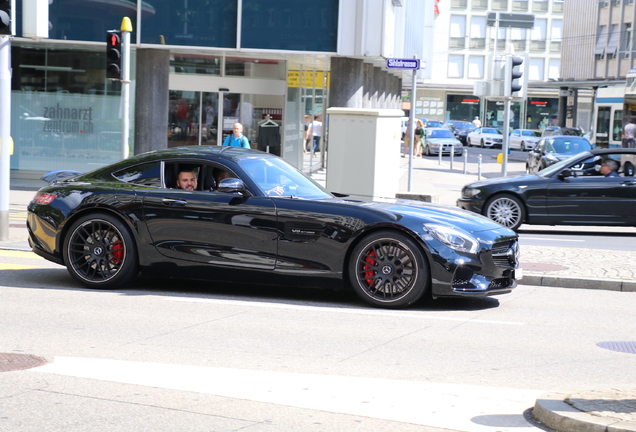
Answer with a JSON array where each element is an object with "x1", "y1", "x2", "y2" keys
[{"x1": 162, "y1": 198, "x2": 188, "y2": 206}]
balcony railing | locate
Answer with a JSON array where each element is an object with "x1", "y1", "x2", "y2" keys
[
  {"x1": 450, "y1": 37, "x2": 467, "y2": 49},
  {"x1": 530, "y1": 40, "x2": 547, "y2": 51}
]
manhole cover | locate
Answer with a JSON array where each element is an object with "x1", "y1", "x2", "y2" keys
[
  {"x1": 0, "y1": 353, "x2": 47, "y2": 372},
  {"x1": 597, "y1": 341, "x2": 636, "y2": 354}
]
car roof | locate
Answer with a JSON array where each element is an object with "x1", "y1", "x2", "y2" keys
[{"x1": 590, "y1": 148, "x2": 636, "y2": 155}]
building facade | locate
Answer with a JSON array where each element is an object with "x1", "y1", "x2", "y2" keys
[
  {"x1": 9, "y1": 0, "x2": 425, "y2": 174},
  {"x1": 417, "y1": 0, "x2": 564, "y2": 131}
]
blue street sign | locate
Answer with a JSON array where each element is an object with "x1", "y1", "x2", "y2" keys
[{"x1": 386, "y1": 58, "x2": 420, "y2": 69}]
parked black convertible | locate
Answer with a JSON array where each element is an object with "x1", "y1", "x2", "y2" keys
[
  {"x1": 28, "y1": 146, "x2": 520, "y2": 308},
  {"x1": 458, "y1": 148, "x2": 636, "y2": 231}
]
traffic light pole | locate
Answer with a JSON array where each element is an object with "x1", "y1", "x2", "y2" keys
[
  {"x1": 502, "y1": 98, "x2": 511, "y2": 177},
  {"x1": 0, "y1": 35, "x2": 9, "y2": 240},
  {"x1": 120, "y1": 17, "x2": 132, "y2": 160}
]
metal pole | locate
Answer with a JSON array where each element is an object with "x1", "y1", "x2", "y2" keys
[
  {"x1": 120, "y1": 18, "x2": 132, "y2": 160},
  {"x1": 463, "y1": 149, "x2": 468, "y2": 174},
  {"x1": 438, "y1": 145, "x2": 442, "y2": 165},
  {"x1": 478, "y1": 154, "x2": 482, "y2": 180},
  {"x1": 0, "y1": 36, "x2": 11, "y2": 241},
  {"x1": 407, "y1": 58, "x2": 417, "y2": 192},
  {"x1": 502, "y1": 98, "x2": 510, "y2": 176},
  {"x1": 450, "y1": 147, "x2": 454, "y2": 170}
]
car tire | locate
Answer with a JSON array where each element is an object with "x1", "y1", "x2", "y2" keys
[
  {"x1": 425, "y1": 145, "x2": 431, "y2": 156},
  {"x1": 481, "y1": 139, "x2": 485, "y2": 148},
  {"x1": 484, "y1": 194, "x2": 526, "y2": 231},
  {"x1": 63, "y1": 212, "x2": 139, "y2": 289},
  {"x1": 520, "y1": 142, "x2": 526, "y2": 151},
  {"x1": 348, "y1": 230, "x2": 429, "y2": 308}
]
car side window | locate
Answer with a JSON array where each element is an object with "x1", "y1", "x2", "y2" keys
[{"x1": 113, "y1": 162, "x2": 162, "y2": 187}]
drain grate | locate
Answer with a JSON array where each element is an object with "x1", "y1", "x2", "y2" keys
[
  {"x1": 0, "y1": 353, "x2": 47, "y2": 372},
  {"x1": 597, "y1": 341, "x2": 636, "y2": 354}
]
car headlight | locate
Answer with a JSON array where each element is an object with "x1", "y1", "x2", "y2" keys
[
  {"x1": 423, "y1": 224, "x2": 480, "y2": 254},
  {"x1": 462, "y1": 187, "x2": 480, "y2": 198}
]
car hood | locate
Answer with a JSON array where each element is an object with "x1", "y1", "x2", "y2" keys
[{"x1": 330, "y1": 197, "x2": 511, "y2": 234}]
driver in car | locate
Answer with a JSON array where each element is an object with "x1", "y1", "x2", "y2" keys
[
  {"x1": 600, "y1": 159, "x2": 619, "y2": 177},
  {"x1": 176, "y1": 169, "x2": 198, "y2": 191}
]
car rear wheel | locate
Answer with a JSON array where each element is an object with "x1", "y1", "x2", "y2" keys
[
  {"x1": 348, "y1": 231, "x2": 428, "y2": 308},
  {"x1": 63, "y1": 213, "x2": 139, "y2": 289},
  {"x1": 484, "y1": 194, "x2": 526, "y2": 231}
]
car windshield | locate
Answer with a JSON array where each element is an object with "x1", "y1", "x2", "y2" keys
[
  {"x1": 239, "y1": 157, "x2": 333, "y2": 199},
  {"x1": 454, "y1": 122, "x2": 475, "y2": 131},
  {"x1": 482, "y1": 128, "x2": 499, "y2": 134},
  {"x1": 522, "y1": 130, "x2": 541, "y2": 137},
  {"x1": 426, "y1": 121, "x2": 443, "y2": 127},
  {"x1": 428, "y1": 129, "x2": 454, "y2": 138},
  {"x1": 545, "y1": 138, "x2": 592, "y2": 154},
  {"x1": 538, "y1": 151, "x2": 593, "y2": 176}
]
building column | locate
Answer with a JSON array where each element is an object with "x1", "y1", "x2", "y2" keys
[
  {"x1": 363, "y1": 62, "x2": 375, "y2": 108},
  {"x1": 558, "y1": 86, "x2": 568, "y2": 128},
  {"x1": 329, "y1": 57, "x2": 364, "y2": 108},
  {"x1": 134, "y1": 49, "x2": 170, "y2": 155}
]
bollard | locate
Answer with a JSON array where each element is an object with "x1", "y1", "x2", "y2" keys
[
  {"x1": 450, "y1": 147, "x2": 454, "y2": 170},
  {"x1": 478, "y1": 154, "x2": 482, "y2": 180},
  {"x1": 463, "y1": 149, "x2": 468, "y2": 174},
  {"x1": 438, "y1": 146, "x2": 442, "y2": 165}
]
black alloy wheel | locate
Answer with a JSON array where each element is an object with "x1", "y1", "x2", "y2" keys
[
  {"x1": 348, "y1": 231, "x2": 428, "y2": 308},
  {"x1": 484, "y1": 194, "x2": 526, "y2": 231},
  {"x1": 63, "y1": 213, "x2": 139, "y2": 289}
]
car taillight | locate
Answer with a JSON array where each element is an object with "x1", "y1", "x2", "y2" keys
[{"x1": 32, "y1": 193, "x2": 56, "y2": 205}]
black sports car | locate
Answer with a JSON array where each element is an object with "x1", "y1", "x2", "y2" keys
[
  {"x1": 28, "y1": 146, "x2": 520, "y2": 308},
  {"x1": 458, "y1": 148, "x2": 636, "y2": 231}
]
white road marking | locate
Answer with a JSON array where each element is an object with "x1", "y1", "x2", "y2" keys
[
  {"x1": 35, "y1": 357, "x2": 543, "y2": 432},
  {"x1": 520, "y1": 237, "x2": 583, "y2": 242},
  {"x1": 164, "y1": 297, "x2": 525, "y2": 326}
]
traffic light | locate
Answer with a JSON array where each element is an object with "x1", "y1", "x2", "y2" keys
[
  {"x1": 504, "y1": 56, "x2": 524, "y2": 98},
  {"x1": 106, "y1": 30, "x2": 122, "y2": 79},
  {"x1": 0, "y1": 0, "x2": 12, "y2": 36}
]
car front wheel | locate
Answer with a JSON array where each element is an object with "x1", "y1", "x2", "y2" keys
[
  {"x1": 63, "y1": 213, "x2": 139, "y2": 289},
  {"x1": 484, "y1": 194, "x2": 526, "y2": 231},
  {"x1": 348, "y1": 231, "x2": 429, "y2": 308}
]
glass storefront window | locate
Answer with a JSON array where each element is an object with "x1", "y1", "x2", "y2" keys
[
  {"x1": 446, "y1": 95, "x2": 481, "y2": 121},
  {"x1": 171, "y1": 54, "x2": 221, "y2": 75},
  {"x1": 225, "y1": 57, "x2": 285, "y2": 79},
  {"x1": 526, "y1": 97, "x2": 559, "y2": 131},
  {"x1": 241, "y1": 0, "x2": 338, "y2": 52},
  {"x1": 12, "y1": 46, "x2": 121, "y2": 96}
]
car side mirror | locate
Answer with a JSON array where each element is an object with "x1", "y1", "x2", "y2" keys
[
  {"x1": 558, "y1": 169, "x2": 573, "y2": 179},
  {"x1": 217, "y1": 177, "x2": 249, "y2": 195}
]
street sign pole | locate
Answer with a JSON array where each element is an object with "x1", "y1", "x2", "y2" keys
[
  {"x1": 386, "y1": 57, "x2": 422, "y2": 192},
  {"x1": 0, "y1": 35, "x2": 10, "y2": 240}
]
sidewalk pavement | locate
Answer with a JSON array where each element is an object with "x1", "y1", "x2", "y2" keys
[{"x1": 2, "y1": 152, "x2": 636, "y2": 432}]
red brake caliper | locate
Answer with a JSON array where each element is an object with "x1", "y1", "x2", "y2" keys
[
  {"x1": 110, "y1": 240, "x2": 124, "y2": 263},
  {"x1": 363, "y1": 250, "x2": 376, "y2": 285}
]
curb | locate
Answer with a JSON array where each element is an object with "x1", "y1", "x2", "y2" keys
[
  {"x1": 522, "y1": 275, "x2": 636, "y2": 292},
  {"x1": 533, "y1": 392, "x2": 636, "y2": 432}
]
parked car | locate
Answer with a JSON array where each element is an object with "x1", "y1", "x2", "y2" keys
[
  {"x1": 541, "y1": 126, "x2": 584, "y2": 137},
  {"x1": 27, "y1": 146, "x2": 520, "y2": 309},
  {"x1": 466, "y1": 127, "x2": 503, "y2": 148},
  {"x1": 449, "y1": 121, "x2": 476, "y2": 145},
  {"x1": 509, "y1": 129, "x2": 541, "y2": 151},
  {"x1": 424, "y1": 120, "x2": 444, "y2": 128},
  {"x1": 526, "y1": 136, "x2": 593, "y2": 174},
  {"x1": 422, "y1": 127, "x2": 463, "y2": 156},
  {"x1": 457, "y1": 148, "x2": 636, "y2": 231}
]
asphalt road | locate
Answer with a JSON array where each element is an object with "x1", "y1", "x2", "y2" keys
[{"x1": 2, "y1": 253, "x2": 636, "y2": 432}]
